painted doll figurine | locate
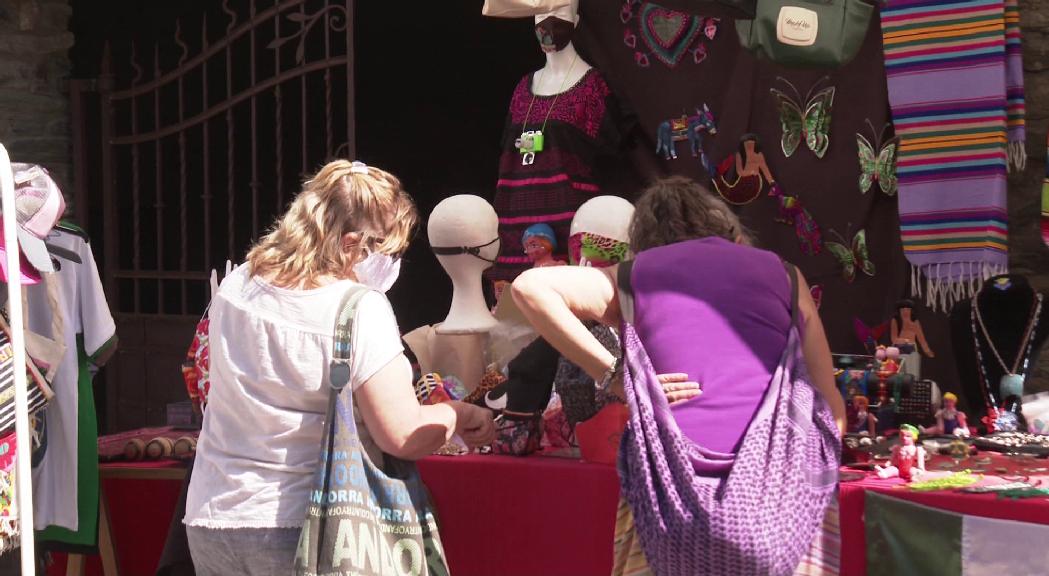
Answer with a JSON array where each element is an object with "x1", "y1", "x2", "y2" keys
[
  {"x1": 891, "y1": 299, "x2": 934, "y2": 357},
  {"x1": 891, "y1": 299, "x2": 934, "y2": 380},
  {"x1": 922, "y1": 392, "x2": 970, "y2": 437},
  {"x1": 876, "y1": 424, "x2": 926, "y2": 481},
  {"x1": 875, "y1": 346, "x2": 901, "y2": 377},
  {"x1": 522, "y1": 223, "x2": 566, "y2": 268},
  {"x1": 849, "y1": 395, "x2": 877, "y2": 436}
]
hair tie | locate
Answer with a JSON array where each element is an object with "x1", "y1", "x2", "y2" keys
[{"x1": 349, "y1": 161, "x2": 369, "y2": 175}]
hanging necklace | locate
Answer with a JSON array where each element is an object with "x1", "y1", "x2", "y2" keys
[
  {"x1": 970, "y1": 292, "x2": 1043, "y2": 429},
  {"x1": 516, "y1": 53, "x2": 579, "y2": 166}
]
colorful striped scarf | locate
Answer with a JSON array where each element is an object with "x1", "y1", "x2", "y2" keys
[
  {"x1": 881, "y1": 0, "x2": 1025, "y2": 312},
  {"x1": 1043, "y1": 131, "x2": 1049, "y2": 247}
]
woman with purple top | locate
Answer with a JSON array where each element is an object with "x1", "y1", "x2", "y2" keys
[{"x1": 512, "y1": 176, "x2": 845, "y2": 575}]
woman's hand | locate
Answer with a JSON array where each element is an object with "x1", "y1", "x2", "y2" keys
[
  {"x1": 451, "y1": 402, "x2": 496, "y2": 448},
  {"x1": 658, "y1": 373, "x2": 701, "y2": 405}
]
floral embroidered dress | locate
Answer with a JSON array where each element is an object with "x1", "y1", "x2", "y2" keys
[{"x1": 489, "y1": 68, "x2": 630, "y2": 284}]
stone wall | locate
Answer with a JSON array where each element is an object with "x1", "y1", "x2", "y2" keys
[
  {"x1": 0, "y1": 0, "x2": 72, "y2": 196},
  {"x1": 1016, "y1": 0, "x2": 1049, "y2": 391}
]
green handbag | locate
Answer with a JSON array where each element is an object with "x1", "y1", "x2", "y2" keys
[{"x1": 736, "y1": 0, "x2": 873, "y2": 69}]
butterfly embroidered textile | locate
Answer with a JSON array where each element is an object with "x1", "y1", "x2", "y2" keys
[
  {"x1": 826, "y1": 228, "x2": 874, "y2": 283},
  {"x1": 770, "y1": 77, "x2": 835, "y2": 159},
  {"x1": 857, "y1": 121, "x2": 900, "y2": 196}
]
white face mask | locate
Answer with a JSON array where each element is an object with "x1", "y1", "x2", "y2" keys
[{"x1": 352, "y1": 251, "x2": 401, "y2": 293}]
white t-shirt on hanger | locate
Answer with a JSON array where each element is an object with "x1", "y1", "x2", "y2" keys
[{"x1": 28, "y1": 229, "x2": 116, "y2": 532}]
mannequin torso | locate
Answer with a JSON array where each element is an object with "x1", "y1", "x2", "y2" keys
[
  {"x1": 949, "y1": 275, "x2": 1049, "y2": 426},
  {"x1": 531, "y1": 43, "x2": 592, "y2": 96}
]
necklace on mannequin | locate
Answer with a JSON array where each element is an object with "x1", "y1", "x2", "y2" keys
[
  {"x1": 515, "y1": 52, "x2": 579, "y2": 166},
  {"x1": 970, "y1": 292, "x2": 1043, "y2": 431}
]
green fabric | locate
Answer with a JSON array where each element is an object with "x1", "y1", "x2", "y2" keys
[
  {"x1": 865, "y1": 491, "x2": 962, "y2": 576},
  {"x1": 36, "y1": 334, "x2": 100, "y2": 547},
  {"x1": 736, "y1": 0, "x2": 873, "y2": 69}
]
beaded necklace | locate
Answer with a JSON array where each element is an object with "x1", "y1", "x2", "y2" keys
[
  {"x1": 516, "y1": 53, "x2": 579, "y2": 166},
  {"x1": 970, "y1": 292, "x2": 1043, "y2": 430}
]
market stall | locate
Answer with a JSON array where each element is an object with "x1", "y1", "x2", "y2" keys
[{"x1": 2, "y1": 0, "x2": 1047, "y2": 573}]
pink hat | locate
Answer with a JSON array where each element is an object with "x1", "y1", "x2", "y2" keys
[{"x1": 0, "y1": 164, "x2": 67, "y2": 284}]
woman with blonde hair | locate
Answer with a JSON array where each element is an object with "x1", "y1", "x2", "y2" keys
[
  {"x1": 512, "y1": 176, "x2": 844, "y2": 575},
  {"x1": 184, "y1": 160, "x2": 495, "y2": 575}
]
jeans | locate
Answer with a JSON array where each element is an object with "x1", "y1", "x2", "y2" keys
[{"x1": 186, "y1": 525, "x2": 300, "y2": 576}]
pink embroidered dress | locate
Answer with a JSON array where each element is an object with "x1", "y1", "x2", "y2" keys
[{"x1": 489, "y1": 69, "x2": 630, "y2": 284}]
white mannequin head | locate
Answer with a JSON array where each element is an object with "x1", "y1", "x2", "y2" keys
[
  {"x1": 568, "y1": 196, "x2": 634, "y2": 268},
  {"x1": 428, "y1": 195, "x2": 500, "y2": 333},
  {"x1": 570, "y1": 196, "x2": 633, "y2": 242},
  {"x1": 534, "y1": 0, "x2": 579, "y2": 54}
]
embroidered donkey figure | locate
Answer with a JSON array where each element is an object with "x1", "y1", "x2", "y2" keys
[{"x1": 655, "y1": 104, "x2": 718, "y2": 174}]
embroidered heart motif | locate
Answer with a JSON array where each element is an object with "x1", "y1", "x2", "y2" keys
[
  {"x1": 648, "y1": 10, "x2": 685, "y2": 47},
  {"x1": 623, "y1": 29, "x2": 637, "y2": 49},
  {"x1": 640, "y1": 3, "x2": 701, "y2": 67}
]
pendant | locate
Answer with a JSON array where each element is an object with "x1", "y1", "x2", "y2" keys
[
  {"x1": 1000, "y1": 373, "x2": 1025, "y2": 400},
  {"x1": 994, "y1": 409, "x2": 1020, "y2": 433},
  {"x1": 516, "y1": 130, "x2": 543, "y2": 166}
]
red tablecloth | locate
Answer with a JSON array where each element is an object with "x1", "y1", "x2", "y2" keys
[
  {"x1": 46, "y1": 453, "x2": 1049, "y2": 576},
  {"x1": 47, "y1": 460, "x2": 186, "y2": 576},
  {"x1": 838, "y1": 455, "x2": 1049, "y2": 576},
  {"x1": 417, "y1": 454, "x2": 621, "y2": 576}
]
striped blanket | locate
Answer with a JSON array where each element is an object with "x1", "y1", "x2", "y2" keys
[
  {"x1": 1043, "y1": 131, "x2": 1049, "y2": 246},
  {"x1": 881, "y1": 0, "x2": 1025, "y2": 312}
]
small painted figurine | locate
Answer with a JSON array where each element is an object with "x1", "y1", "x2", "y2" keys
[
  {"x1": 876, "y1": 424, "x2": 926, "y2": 481},
  {"x1": 922, "y1": 392, "x2": 970, "y2": 437},
  {"x1": 849, "y1": 395, "x2": 878, "y2": 436},
  {"x1": 890, "y1": 299, "x2": 934, "y2": 358},
  {"x1": 875, "y1": 345, "x2": 901, "y2": 377},
  {"x1": 522, "y1": 223, "x2": 565, "y2": 268}
]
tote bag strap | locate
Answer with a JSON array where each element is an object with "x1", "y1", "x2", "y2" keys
[
  {"x1": 782, "y1": 260, "x2": 800, "y2": 330},
  {"x1": 617, "y1": 260, "x2": 636, "y2": 325},
  {"x1": 329, "y1": 285, "x2": 373, "y2": 391}
]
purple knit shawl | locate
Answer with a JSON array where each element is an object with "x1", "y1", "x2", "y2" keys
[{"x1": 617, "y1": 319, "x2": 840, "y2": 575}]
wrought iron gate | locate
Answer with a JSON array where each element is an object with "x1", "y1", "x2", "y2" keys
[{"x1": 71, "y1": 0, "x2": 355, "y2": 432}]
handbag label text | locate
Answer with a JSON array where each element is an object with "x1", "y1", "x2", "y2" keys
[{"x1": 776, "y1": 6, "x2": 819, "y2": 46}]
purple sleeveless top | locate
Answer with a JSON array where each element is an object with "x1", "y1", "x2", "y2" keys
[{"x1": 631, "y1": 237, "x2": 792, "y2": 454}]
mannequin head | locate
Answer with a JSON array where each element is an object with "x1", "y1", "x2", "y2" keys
[
  {"x1": 428, "y1": 195, "x2": 500, "y2": 333},
  {"x1": 569, "y1": 196, "x2": 633, "y2": 267},
  {"x1": 429, "y1": 195, "x2": 500, "y2": 273},
  {"x1": 534, "y1": 0, "x2": 579, "y2": 53}
]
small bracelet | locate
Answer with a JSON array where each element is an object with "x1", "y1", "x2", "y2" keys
[{"x1": 597, "y1": 357, "x2": 621, "y2": 391}]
